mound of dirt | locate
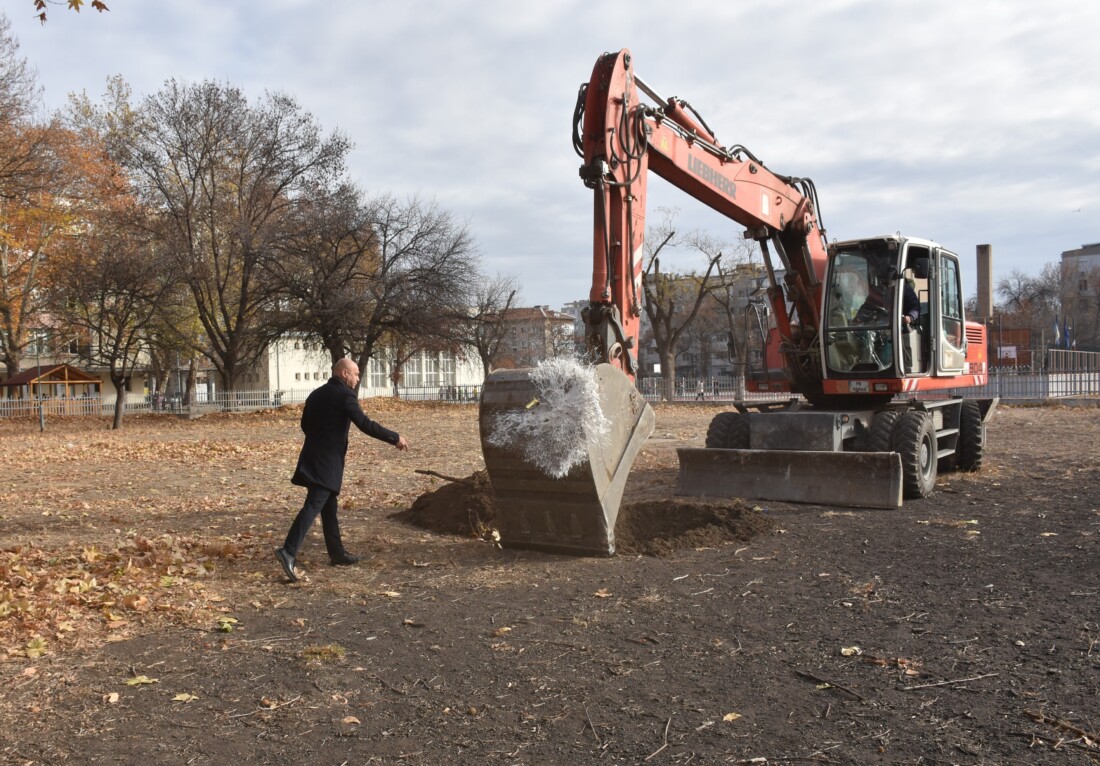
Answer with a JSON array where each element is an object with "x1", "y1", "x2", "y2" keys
[
  {"x1": 390, "y1": 470, "x2": 497, "y2": 538},
  {"x1": 394, "y1": 471, "x2": 776, "y2": 555},
  {"x1": 614, "y1": 498, "x2": 775, "y2": 556}
]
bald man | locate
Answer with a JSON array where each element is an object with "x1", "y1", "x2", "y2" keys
[{"x1": 275, "y1": 358, "x2": 408, "y2": 582}]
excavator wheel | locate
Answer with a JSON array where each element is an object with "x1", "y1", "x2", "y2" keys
[
  {"x1": 705, "y1": 412, "x2": 750, "y2": 449},
  {"x1": 955, "y1": 399, "x2": 984, "y2": 471},
  {"x1": 892, "y1": 409, "x2": 937, "y2": 499},
  {"x1": 863, "y1": 409, "x2": 901, "y2": 453}
]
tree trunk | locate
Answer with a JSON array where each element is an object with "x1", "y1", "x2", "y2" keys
[
  {"x1": 660, "y1": 349, "x2": 677, "y2": 400},
  {"x1": 186, "y1": 358, "x2": 198, "y2": 406},
  {"x1": 111, "y1": 374, "x2": 127, "y2": 430}
]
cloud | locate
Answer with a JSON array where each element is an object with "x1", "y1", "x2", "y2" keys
[{"x1": 7, "y1": 0, "x2": 1100, "y2": 307}]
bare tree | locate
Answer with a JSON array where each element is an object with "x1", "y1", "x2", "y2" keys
[
  {"x1": 996, "y1": 264, "x2": 1064, "y2": 349},
  {"x1": 112, "y1": 79, "x2": 351, "y2": 393},
  {"x1": 347, "y1": 194, "x2": 480, "y2": 388},
  {"x1": 49, "y1": 213, "x2": 164, "y2": 429},
  {"x1": 264, "y1": 182, "x2": 379, "y2": 365},
  {"x1": 640, "y1": 215, "x2": 729, "y2": 394},
  {"x1": 708, "y1": 242, "x2": 766, "y2": 388},
  {"x1": 451, "y1": 275, "x2": 519, "y2": 376}
]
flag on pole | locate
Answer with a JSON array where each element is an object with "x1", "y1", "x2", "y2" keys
[
  {"x1": 1062, "y1": 316, "x2": 1071, "y2": 350},
  {"x1": 1053, "y1": 316, "x2": 1061, "y2": 346}
]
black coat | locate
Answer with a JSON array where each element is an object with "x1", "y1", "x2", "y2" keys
[{"x1": 291, "y1": 378, "x2": 400, "y2": 494}]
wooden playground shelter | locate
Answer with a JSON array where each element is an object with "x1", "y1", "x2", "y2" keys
[{"x1": 0, "y1": 364, "x2": 102, "y2": 414}]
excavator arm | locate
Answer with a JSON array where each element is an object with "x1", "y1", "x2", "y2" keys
[{"x1": 574, "y1": 49, "x2": 829, "y2": 397}]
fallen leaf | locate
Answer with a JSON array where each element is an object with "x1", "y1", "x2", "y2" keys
[
  {"x1": 342, "y1": 716, "x2": 360, "y2": 725},
  {"x1": 594, "y1": 589, "x2": 612, "y2": 598},
  {"x1": 25, "y1": 637, "x2": 48, "y2": 659},
  {"x1": 380, "y1": 591, "x2": 401, "y2": 598},
  {"x1": 722, "y1": 712, "x2": 742, "y2": 721},
  {"x1": 841, "y1": 646, "x2": 862, "y2": 657},
  {"x1": 216, "y1": 617, "x2": 239, "y2": 632},
  {"x1": 1039, "y1": 532, "x2": 1058, "y2": 537},
  {"x1": 104, "y1": 692, "x2": 119, "y2": 704},
  {"x1": 125, "y1": 675, "x2": 158, "y2": 686},
  {"x1": 491, "y1": 626, "x2": 512, "y2": 637},
  {"x1": 172, "y1": 693, "x2": 199, "y2": 702}
]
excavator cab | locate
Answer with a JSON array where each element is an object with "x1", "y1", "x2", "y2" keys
[{"x1": 822, "y1": 236, "x2": 959, "y2": 385}]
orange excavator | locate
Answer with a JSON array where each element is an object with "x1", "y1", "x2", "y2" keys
[{"x1": 479, "y1": 49, "x2": 996, "y2": 555}]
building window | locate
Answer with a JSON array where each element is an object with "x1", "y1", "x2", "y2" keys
[
  {"x1": 295, "y1": 373, "x2": 301, "y2": 381},
  {"x1": 27, "y1": 330, "x2": 49, "y2": 357},
  {"x1": 423, "y1": 353, "x2": 440, "y2": 388},
  {"x1": 404, "y1": 354, "x2": 423, "y2": 387},
  {"x1": 369, "y1": 356, "x2": 388, "y2": 388}
]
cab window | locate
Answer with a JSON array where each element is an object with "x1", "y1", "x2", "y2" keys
[{"x1": 940, "y1": 255, "x2": 963, "y2": 348}]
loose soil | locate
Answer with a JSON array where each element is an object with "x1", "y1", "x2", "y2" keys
[{"x1": 1, "y1": 402, "x2": 1098, "y2": 765}]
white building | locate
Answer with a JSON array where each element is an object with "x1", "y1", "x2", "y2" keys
[{"x1": 247, "y1": 335, "x2": 485, "y2": 400}]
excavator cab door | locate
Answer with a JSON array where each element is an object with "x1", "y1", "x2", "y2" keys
[
  {"x1": 934, "y1": 249, "x2": 966, "y2": 375},
  {"x1": 901, "y1": 244, "x2": 932, "y2": 376}
]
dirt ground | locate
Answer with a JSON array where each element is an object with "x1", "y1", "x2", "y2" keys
[{"x1": 1, "y1": 400, "x2": 1098, "y2": 765}]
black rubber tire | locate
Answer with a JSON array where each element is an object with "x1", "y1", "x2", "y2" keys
[
  {"x1": 892, "y1": 409, "x2": 937, "y2": 499},
  {"x1": 955, "y1": 399, "x2": 984, "y2": 472},
  {"x1": 705, "y1": 411, "x2": 750, "y2": 449},
  {"x1": 864, "y1": 409, "x2": 901, "y2": 453}
]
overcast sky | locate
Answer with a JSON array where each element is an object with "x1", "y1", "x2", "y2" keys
[{"x1": 7, "y1": 0, "x2": 1099, "y2": 309}]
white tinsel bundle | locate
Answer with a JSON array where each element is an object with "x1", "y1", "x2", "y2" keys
[{"x1": 487, "y1": 358, "x2": 609, "y2": 479}]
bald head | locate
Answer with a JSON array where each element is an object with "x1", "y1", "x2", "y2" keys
[{"x1": 333, "y1": 358, "x2": 360, "y2": 388}]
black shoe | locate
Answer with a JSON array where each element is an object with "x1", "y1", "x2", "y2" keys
[
  {"x1": 275, "y1": 547, "x2": 298, "y2": 582},
  {"x1": 329, "y1": 552, "x2": 361, "y2": 566}
]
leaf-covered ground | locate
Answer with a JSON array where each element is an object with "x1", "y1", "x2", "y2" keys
[{"x1": 1, "y1": 401, "x2": 1098, "y2": 764}]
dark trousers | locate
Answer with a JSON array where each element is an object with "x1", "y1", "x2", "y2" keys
[{"x1": 282, "y1": 485, "x2": 345, "y2": 558}]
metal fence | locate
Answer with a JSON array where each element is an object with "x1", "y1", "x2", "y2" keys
[
  {"x1": 950, "y1": 369, "x2": 1100, "y2": 402},
  {"x1": 637, "y1": 377, "x2": 794, "y2": 404},
  {"x1": 2, "y1": 369, "x2": 1097, "y2": 422}
]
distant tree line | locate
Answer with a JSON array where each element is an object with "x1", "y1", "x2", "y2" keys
[{"x1": 0, "y1": 13, "x2": 516, "y2": 427}]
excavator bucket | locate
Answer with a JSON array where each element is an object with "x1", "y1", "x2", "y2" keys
[
  {"x1": 479, "y1": 363, "x2": 655, "y2": 555},
  {"x1": 676, "y1": 448, "x2": 903, "y2": 509}
]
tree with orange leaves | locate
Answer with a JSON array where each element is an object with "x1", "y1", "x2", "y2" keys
[
  {"x1": 0, "y1": 112, "x2": 137, "y2": 381},
  {"x1": 44, "y1": 124, "x2": 165, "y2": 428},
  {"x1": 31, "y1": 1, "x2": 109, "y2": 25}
]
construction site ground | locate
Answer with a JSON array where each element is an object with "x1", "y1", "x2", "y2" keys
[{"x1": 1, "y1": 401, "x2": 1098, "y2": 765}]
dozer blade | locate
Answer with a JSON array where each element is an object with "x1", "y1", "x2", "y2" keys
[
  {"x1": 479, "y1": 364, "x2": 655, "y2": 555},
  {"x1": 676, "y1": 448, "x2": 903, "y2": 509}
]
